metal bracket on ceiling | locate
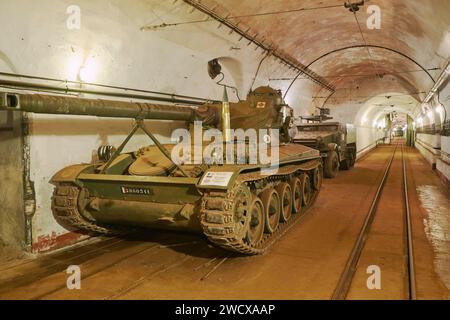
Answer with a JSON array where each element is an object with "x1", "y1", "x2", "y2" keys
[{"x1": 344, "y1": 1, "x2": 365, "y2": 13}]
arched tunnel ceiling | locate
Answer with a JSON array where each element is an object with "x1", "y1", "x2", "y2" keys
[
  {"x1": 355, "y1": 92, "x2": 419, "y2": 125},
  {"x1": 196, "y1": 0, "x2": 450, "y2": 101}
]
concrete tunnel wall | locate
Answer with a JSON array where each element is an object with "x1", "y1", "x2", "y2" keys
[
  {"x1": 414, "y1": 79, "x2": 450, "y2": 184},
  {"x1": 0, "y1": 0, "x2": 448, "y2": 252},
  {"x1": 0, "y1": 112, "x2": 25, "y2": 252}
]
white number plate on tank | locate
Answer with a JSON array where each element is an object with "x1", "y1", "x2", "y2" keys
[{"x1": 200, "y1": 172, "x2": 234, "y2": 187}]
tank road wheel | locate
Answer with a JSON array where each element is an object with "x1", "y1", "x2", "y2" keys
[
  {"x1": 290, "y1": 177, "x2": 303, "y2": 214},
  {"x1": 340, "y1": 157, "x2": 351, "y2": 170},
  {"x1": 312, "y1": 166, "x2": 323, "y2": 191},
  {"x1": 301, "y1": 174, "x2": 313, "y2": 207},
  {"x1": 324, "y1": 151, "x2": 339, "y2": 178},
  {"x1": 230, "y1": 185, "x2": 252, "y2": 240},
  {"x1": 201, "y1": 183, "x2": 268, "y2": 255},
  {"x1": 349, "y1": 149, "x2": 356, "y2": 167},
  {"x1": 310, "y1": 166, "x2": 323, "y2": 204},
  {"x1": 277, "y1": 183, "x2": 292, "y2": 222},
  {"x1": 261, "y1": 188, "x2": 281, "y2": 234},
  {"x1": 245, "y1": 197, "x2": 265, "y2": 246}
]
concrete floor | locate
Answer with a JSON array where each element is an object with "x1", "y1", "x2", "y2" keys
[{"x1": 0, "y1": 145, "x2": 449, "y2": 300}]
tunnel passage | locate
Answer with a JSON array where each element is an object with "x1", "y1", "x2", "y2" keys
[{"x1": 0, "y1": 0, "x2": 449, "y2": 302}]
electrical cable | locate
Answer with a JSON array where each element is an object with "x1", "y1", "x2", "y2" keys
[
  {"x1": 348, "y1": 1, "x2": 381, "y2": 78},
  {"x1": 215, "y1": 72, "x2": 241, "y2": 101},
  {"x1": 269, "y1": 68, "x2": 440, "y2": 81},
  {"x1": 249, "y1": 51, "x2": 271, "y2": 93},
  {"x1": 141, "y1": 3, "x2": 343, "y2": 30},
  {"x1": 312, "y1": 92, "x2": 426, "y2": 99},
  {"x1": 284, "y1": 44, "x2": 436, "y2": 99}
]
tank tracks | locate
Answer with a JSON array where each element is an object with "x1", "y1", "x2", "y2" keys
[
  {"x1": 200, "y1": 162, "x2": 322, "y2": 255},
  {"x1": 51, "y1": 162, "x2": 322, "y2": 255},
  {"x1": 51, "y1": 184, "x2": 124, "y2": 235}
]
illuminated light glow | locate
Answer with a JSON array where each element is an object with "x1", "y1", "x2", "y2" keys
[
  {"x1": 79, "y1": 56, "x2": 98, "y2": 83},
  {"x1": 435, "y1": 105, "x2": 445, "y2": 122},
  {"x1": 361, "y1": 115, "x2": 368, "y2": 125},
  {"x1": 417, "y1": 116, "x2": 423, "y2": 126},
  {"x1": 79, "y1": 66, "x2": 94, "y2": 82},
  {"x1": 65, "y1": 48, "x2": 99, "y2": 82},
  {"x1": 376, "y1": 117, "x2": 386, "y2": 129},
  {"x1": 66, "y1": 54, "x2": 84, "y2": 81},
  {"x1": 427, "y1": 110, "x2": 434, "y2": 121}
]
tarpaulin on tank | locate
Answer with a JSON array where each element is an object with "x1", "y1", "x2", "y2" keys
[{"x1": 129, "y1": 146, "x2": 176, "y2": 176}]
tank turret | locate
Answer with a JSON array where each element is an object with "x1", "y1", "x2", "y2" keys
[{"x1": 2, "y1": 86, "x2": 295, "y2": 142}]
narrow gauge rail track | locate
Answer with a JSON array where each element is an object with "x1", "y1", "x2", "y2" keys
[{"x1": 332, "y1": 142, "x2": 416, "y2": 300}]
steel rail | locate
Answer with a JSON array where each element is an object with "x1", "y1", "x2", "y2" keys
[
  {"x1": 0, "y1": 237, "x2": 125, "y2": 274},
  {"x1": 332, "y1": 142, "x2": 416, "y2": 300},
  {"x1": 402, "y1": 144, "x2": 417, "y2": 300},
  {"x1": 331, "y1": 143, "x2": 399, "y2": 300},
  {"x1": 33, "y1": 237, "x2": 193, "y2": 300}
]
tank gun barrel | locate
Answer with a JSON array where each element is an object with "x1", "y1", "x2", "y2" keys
[{"x1": 0, "y1": 92, "x2": 219, "y2": 125}]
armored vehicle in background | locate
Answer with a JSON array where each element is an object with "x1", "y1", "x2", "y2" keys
[
  {"x1": 393, "y1": 126, "x2": 404, "y2": 137},
  {"x1": 1, "y1": 86, "x2": 322, "y2": 255},
  {"x1": 293, "y1": 108, "x2": 356, "y2": 179}
]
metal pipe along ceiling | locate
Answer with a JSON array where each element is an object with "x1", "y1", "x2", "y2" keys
[
  {"x1": 0, "y1": 76, "x2": 218, "y2": 106},
  {"x1": 182, "y1": 0, "x2": 335, "y2": 93}
]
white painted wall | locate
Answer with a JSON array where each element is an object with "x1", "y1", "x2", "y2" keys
[
  {"x1": 323, "y1": 75, "x2": 422, "y2": 155},
  {"x1": 326, "y1": 97, "x2": 393, "y2": 154},
  {"x1": 415, "y1": 77, "x2": 450, "y2": 180},
  {"x1": 442, "y1": 136, "x2": 450, "y2": 155},
  {"x1": 417, "y1": 133, "x2": 441, "y2": 149}
]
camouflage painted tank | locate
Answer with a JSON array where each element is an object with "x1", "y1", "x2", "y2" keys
[{"x1": 1, "y1": 87, "x2": 322, "y2": 255}]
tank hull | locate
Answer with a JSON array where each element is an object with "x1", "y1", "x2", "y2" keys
[
  {"x1": 50, "y1": 143, "x2": 322, "y2": 245},
  {"x1": 75, "y1": 173, "x2": 203, "y2": 232}
]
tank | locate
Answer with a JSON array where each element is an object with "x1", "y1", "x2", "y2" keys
[{"x1": 1, "y1": 87, "x2": 322, "y2": 255}]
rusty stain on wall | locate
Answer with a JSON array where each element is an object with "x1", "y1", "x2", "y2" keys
[
  {"x1": 21, "y1": 113, "x2": 35, "y2": 249},
  {"x1": 31, "y1": 231, "x2": 87, "y2": 253}
]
